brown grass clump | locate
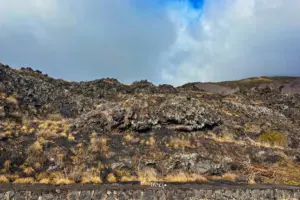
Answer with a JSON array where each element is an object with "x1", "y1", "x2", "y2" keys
[
  {"x1": 81, "y1": 176, "x2": 102, "y2": 184},
  {"x1": 164, "y1": 172, "x2": 208, "y2": 183},
  {"x1": 168, "y1": 138, "x2": 191, "y2": 150},
  {"x1": 47, "y1": 113, "x2": 63, "y2": 121},
  {"x1": 221, "y1": 173, "x2": 237, "y2": 182},
  {"x1": 14, "y1": 178, "x2": 35, "y2": 184},
  {"x1": 37, "y1": 172, "x2": 50, "y2": 181},
  {"x1": 0, "y1": 175, "x2": 9, "y2": 183},
  {"x1": 3, "y1": 131, "x2": 12, "y2": 138},
  {"x1": 138, "y1": 168, "x2": 159, "y2": 185},
  {"x1": 36, "y1": 130, "x2": 58, "y2": 140},
  {"x1": 120, "y1": 176, "x2": 138, "y2": 182},
  {"x1": 60, "y1": 132, "x2": 68, "y2": 138},
  {"x1": 90, "y1": 137, "x2": 110, "y2": 153},
  {"x1": 124, "y1": 133, "x2": 134, "y2": 142},
  {"x1": 33, "y1": 162, "x2": 42, "y2": 170},
  {"x1": 258, "y1": 130, "x2": 287, "y2": 147},
  {"x1": 4, "y1": 160, "x2": 10, "y2": 171},
  {"x1": 6, "y1": 174, "x2": 19, "y2": 182},
  {"x1": 208, "y1": 173, "x2": 237, "y2": 182},
  {"x1": 23, "y1": 167, "x2": 35, "y2": 176},
  {"x1": 146, "y1": 136, "x2": 155, "y2": 147},
  {"x1": 6, "y1": 96, "x2": 18, "y2": 105},
  {"x1": 28, "y1": 141, "x2": 43, "y2": 154},
  {"x1": 53, "y1": 178, "x2": 75, "y2": 185},
  {"x1": 39, "y1": 178, "x2": 52, "y2": 184},
  {"x1": 248, "y1": 176, "x2": 256, "y2": 184},
  {"x1": 21, "y1": 125, "x2": 35, "y2": 135},
  {"x1": 68, "y1": 134, "x2": 75, "y2": 142},
  {"x1": 107, "y1": 173, "x2": 117, "y2": 183}
]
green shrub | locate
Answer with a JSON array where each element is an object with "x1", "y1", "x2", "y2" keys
[{"x1": 258, "y1": 130, "x2": 287, "y2": 147}]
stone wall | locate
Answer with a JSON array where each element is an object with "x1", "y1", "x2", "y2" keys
[{"x1": 1, "y1": 183, "x2": 300, "y2": 200}]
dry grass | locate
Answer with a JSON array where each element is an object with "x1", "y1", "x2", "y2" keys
[
  {"x1": 39, "y1": 178, "x2": 52, "y2": 184},
  {"x1": 164, "y1": 172, "x2": 208, "y2": 183},
  {"x1": 209, "y1": 132, "x2": 284, "y2": 149},
  {"x1": 34, "y1": 162, "x2": 42, "y2": 170},
  {"x1": 3, "y1": 131, "x2": 12, "y2": 138},
  {"x1": 6, "y1": 96, "x2": 18, "y2": 105},
  {"x1": 68, "y1": 135, "x2": 75, "y2": 142},
  {"x1": 124, "y1": 133, "x2": 134, "y2": 142},
  {"x1": 81, "y1": 176, "x2": 102, "y2": 184},
  {"x1": 248, "y1": 176, "x2": 256, "y2": 184},
  {"x1": 107, "y1": 173, "x2": 117, "y2": 183},
  {"x1": 6, "y1": 174, "x2": 19, "y2": 182},
  {"x1": 4, "y1": 160, "x2": 10, "y2": 170},
  {"x1": 23, "y1": 167, "x2": 35, "y2": 176},
  {"x1": 168, "y1": 138, "x2": 191, "y2": 150},
  {"x1": 120, "y1": 176, "x2": 138, "y2": 182},
  {"x1": 146, "y1": 136, "x2": 155, "y2": 147},
  {"x1": 258, "y1": 130, "x2": 287, "y2": 147},
  {"x1": 0, "y1": 175, "x2": 9, "y2": 183},
  {"x1": 89, "y1": 137, "x2": 110, "y2": 153},
  {"x1": 14, "y1": 178, "x2": 35, "y2": 184},
  {"x1": 36, "y1": 129, "x2": 58, "y2": 139},
  {"x1": 53, "y1": 178, "x2": 75, "y2": 185},
  {"x1": 28, "y1": 141, "x2": 43, "y2": 153},
  {"x1": 221, "y1": 173, "x2": 237, "y2": 182},
  {"x1": 37, "y1": 120, "x2": 71, "y2": 136},
  {"x1": 60, "y1": 132, "x2": 68, "y2": 138},
  {"x1": 47, "y1": 113, "x2": 63, "y2": 121},
  {"x1": 138, "y1": 168, "x2": 159, "y2": 185},
  {"x1": 21, "y1": 125, "x2": 35, "y2": 135},
  {"x1": 37, "y1": 172, "x2": 50, "y2": 181}
]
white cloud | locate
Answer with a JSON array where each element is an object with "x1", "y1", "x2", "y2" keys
[
  {"x1": 0, "y1": 0, "x2": 175, "y2": 83},
  {"x1": 1, "y1": 0, "x2": 300, "y2": 85},
  {"x1": 161, "y1": 0, "x2": 300, "y2": 86}
]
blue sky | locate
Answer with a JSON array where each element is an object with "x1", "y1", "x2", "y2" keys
[{"x1": 1, "y1": 0, "x2": 300, "y2": 85}]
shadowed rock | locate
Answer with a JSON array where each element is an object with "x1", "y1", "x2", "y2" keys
[
  {"x1": 282, "y1": 77, "x2": 300, "y2": 94},
  {"x1": 180, "y1": 82, "x2": 238, "y2": 95}
]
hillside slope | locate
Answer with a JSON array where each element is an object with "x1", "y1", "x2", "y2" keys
[{"x1": 1, "y1": 62, "x2": 300, "y2": 185}]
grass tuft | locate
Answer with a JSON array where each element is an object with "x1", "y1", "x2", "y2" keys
[
  {"x1": 14, "y1": 178, "x2": 35, "y2": 184},
  {"x1": 0, "y1": 175, "x2": 9, "y2": 183},
  {"x1": 258, "y1": 130, "x2": 287, "y2": 147}
]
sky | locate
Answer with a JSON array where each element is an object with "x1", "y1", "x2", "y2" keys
[{"x1": 0, "y1": 0, "x2": 300, "y2": 86}]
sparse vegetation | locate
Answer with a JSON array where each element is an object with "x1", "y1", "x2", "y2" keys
[
  {"x1": 47, "y1": 113, "x2": 63, "y2": 121},
  {"x1": 146, "y1": 136, "x2": 155, "y2": 147},
  {"x1": 53, "y1": 178, "x2": 74, "y2": 185},
  {"x1": 258, "y1": 130, "x2": 287, "y2": 147},
  {"x1": 81, "y1": 176, "x2": 102, "y2": 184},
  {"x1": 14, "y1": 178, "x2": 35, "y2": 184},
  {"x1": 89, "y1": 137, "x2": 110, "y2": 153},
  {"x1": 0, "y1": 175, "x2": 9, "y2": 183},
  {"x1": 23, "y1": 167, "x2": 35, "y2": 176},
  {"x1": 168, "y1": 138, "x2": 191, "y2": 150},
  {"x1": 107, "y1": 173, "x2": 117, "y2": 183},
  {"x1": 6, "y1": 95, "x2": 18, "y2": 105},
  {"x1": 4, "y1": 160, "x2": 10, "y2": 171},
  {"x1": 39, "y1": 178, "x2": 52, "y2": 184},
  {"x1": 164, "y1": 172, "x2": 208, "y2": 183},
  {"x1": 1, "y1": 64, "x2": 300, "y2": 187}
]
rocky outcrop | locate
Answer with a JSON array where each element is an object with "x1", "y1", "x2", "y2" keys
[{"x1": 1, "y1": 62, "x2": 300, "y2": 186}]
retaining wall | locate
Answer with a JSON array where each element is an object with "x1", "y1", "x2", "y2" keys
[{"x1": 1, "y1": 183, "x2": 300, "y2": 200}]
